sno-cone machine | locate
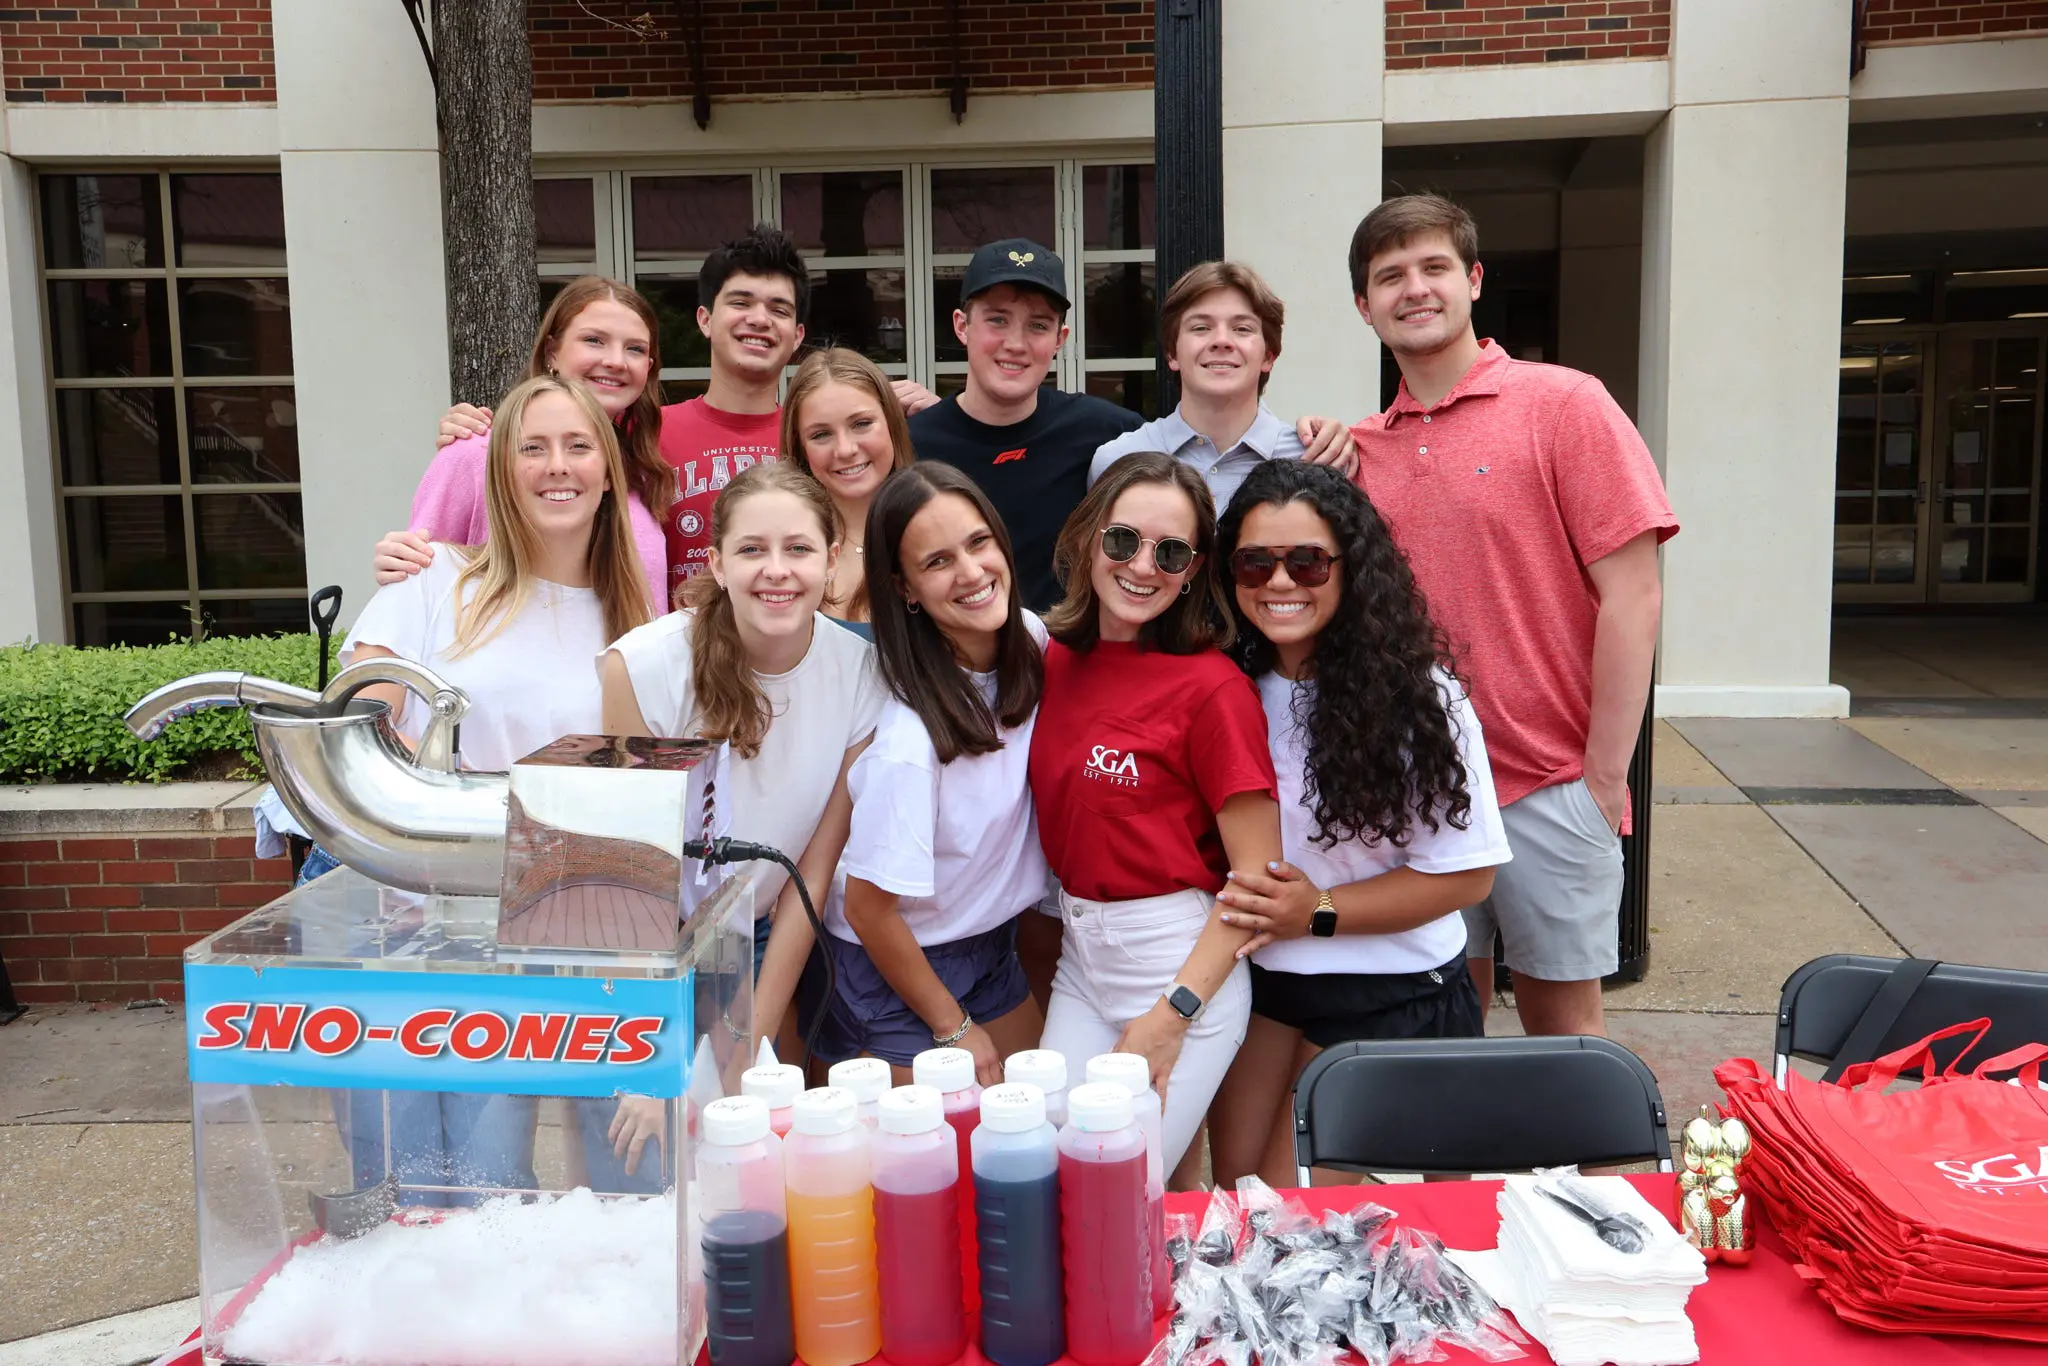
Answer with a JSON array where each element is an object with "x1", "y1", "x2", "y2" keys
[{"x1": 126, "y1": 659, "x2": 754, "y2": 1366}]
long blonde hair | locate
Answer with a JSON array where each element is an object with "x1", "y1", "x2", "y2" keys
[
  {"x1": 780, "y1": 347, "x2": 911, "y2": 622},
  {"x1": 681, "y1": 461, "x2": 841, "y2": 758},
  {"x1": 451, "y1": 374, "x2": 654, "y2": 655},
  {"x1": 531, "y1": 276, "x2": 677, "y2": 516}
]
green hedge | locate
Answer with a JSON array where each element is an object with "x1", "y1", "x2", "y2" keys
[{"x1": 0, "y1": 634, "x2": 341, "y2": 784}]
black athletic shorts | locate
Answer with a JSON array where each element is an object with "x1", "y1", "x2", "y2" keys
[{"x1": 1248, "y1": 952, "x2": 1483, "y2": 1048}]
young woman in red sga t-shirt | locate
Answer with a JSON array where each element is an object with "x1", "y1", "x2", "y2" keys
[{"x1": 1026, "y1": 450, "x2": 1283, "y2": 1178}]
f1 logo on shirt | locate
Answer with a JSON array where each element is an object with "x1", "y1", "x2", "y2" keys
[
  {"x1": 1085, "y1": 744, "x2": 1142, "y2": 788},
  {"x1": 993, "y1": 447, "x2": 1028, "y2": 465}
]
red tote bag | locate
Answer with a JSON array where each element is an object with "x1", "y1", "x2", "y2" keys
[{"x1": 1790, "y1": 1024, "x2": 2048, "y2": 1256}]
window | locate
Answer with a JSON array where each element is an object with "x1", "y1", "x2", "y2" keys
[
  {"x1": 40, "y1": 172, "x2": 299, "y2": 646},
  {"x1": 533, "y1": 159, "x2": 1157, "y2": 415}
]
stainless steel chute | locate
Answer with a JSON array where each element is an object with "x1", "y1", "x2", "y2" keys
[{"x1": 124, "y1": 658, "x2": 509, "y2": 895}]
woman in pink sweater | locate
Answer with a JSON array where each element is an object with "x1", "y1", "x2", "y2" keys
[{"x1": 387, "y1": 276, "x2": 672, "y2": 612}]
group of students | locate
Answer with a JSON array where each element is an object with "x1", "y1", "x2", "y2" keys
[{"x1": 323, "y1": 191, "x2": 1677, "y2": 1193}]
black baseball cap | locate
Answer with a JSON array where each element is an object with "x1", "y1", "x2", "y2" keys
[{"x1": 960, "y1": 237, "x2": 1071, "y2": 311}]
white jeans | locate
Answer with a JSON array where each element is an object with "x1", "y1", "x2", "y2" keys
[{"x1": 1039, "y1": 886, "x2": 1251, "y2": 1173}]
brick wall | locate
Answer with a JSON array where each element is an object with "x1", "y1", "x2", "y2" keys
[
  {"x1": 531, "y1": 0, "x2": 1154, "y2": 101},
  {"x1": 1863, "y1": 0, "x2": 2048, "y2": 44},
  {"x1": 0, "y1": 2, "x2": 274, "y2": 105},
  {"x1": 1385, "y1": 0, "x2": 1671, "y2": 70},
  {"x1": 0, "y1": 834, "x2": 291, "y2": 1005}
]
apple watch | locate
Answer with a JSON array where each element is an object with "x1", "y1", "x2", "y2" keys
[
  {"x1": 1163, "y1": 983, "x2": 1205, "y2": 1022},
  {"x1": 1310, "y1": 889, "x2": 1338, "y2": 939}
]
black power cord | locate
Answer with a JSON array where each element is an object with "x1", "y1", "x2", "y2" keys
[{"x1": 684, "y1": 837, "x2": 833, "y2": 1062}]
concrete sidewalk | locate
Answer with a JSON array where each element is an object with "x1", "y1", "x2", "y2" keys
[{"x1": 4, "y1": 702, "x2": 2046, "y2": 1354}]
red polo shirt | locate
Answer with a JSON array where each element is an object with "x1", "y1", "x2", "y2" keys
[{"x1": 1353, "y1": 340, "x2": 1678, "y2": 814}]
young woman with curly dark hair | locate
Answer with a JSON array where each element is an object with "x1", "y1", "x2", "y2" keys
[{"x1": 1202, "y1": 460, "x2": 1511, "y2": 1187}]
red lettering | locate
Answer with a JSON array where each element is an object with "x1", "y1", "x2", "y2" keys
[
  {"x1": 400, "y1": 1008, "x2": 455, "y2": 1058},
  {"x1": 196, "y1": 1002, "x2": 250, "y2": 1050},
  {"x1": 301, "y1": 1006, "x2": 364, "y2": 1057},
  {"x1": 607, "y1": 1016, "x2": 662, "y2": 1065},
  {"x1": 562, "y1": 1014, "x2": 618, "y2": 1064},
  {"x1": 245, "y1": 1003, "x2": 306, "y2": 1052},
  {"x1": 507, "y1": 1012, "x2": 571, "y2": 1062},
  {"x1": 449, "y1": 1011, "x2": 511, "y2": 1062}
]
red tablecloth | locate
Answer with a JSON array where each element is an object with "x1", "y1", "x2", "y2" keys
[
  {"x1": 156, "y1": 1175, "x2": 2048, "y2": 1366},
  {"x1": 1144, "y1": 1174, "x2": 2048, "y2": 1365}
]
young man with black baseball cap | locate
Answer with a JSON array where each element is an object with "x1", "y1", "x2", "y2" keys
[{"x1": 907, "y1": 238, "x2": 1146, "y2": 613}]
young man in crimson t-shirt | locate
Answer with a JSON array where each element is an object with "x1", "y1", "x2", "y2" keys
[
  {"x1": 654, "y1": 225, "x2": 808, "y2": 603},
  {"x1": 1347, "y1": 194, "x2": 1678, "y2": 1041}
]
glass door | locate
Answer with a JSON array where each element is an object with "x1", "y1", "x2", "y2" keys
[
  {"x1": 1834, "y1": 325, "x2": 2045, "y2": 603},
  {"x1": 1835, "y1": 332, "x2": 1934, "y2": 602},
  {"x1": 1931, "y1": 327, "x2": 2045, "y2": 602}
]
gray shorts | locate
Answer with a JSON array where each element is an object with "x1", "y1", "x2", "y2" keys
[{"x1": 1461, "y1": 777, "x2": 1623, "y2": 982}]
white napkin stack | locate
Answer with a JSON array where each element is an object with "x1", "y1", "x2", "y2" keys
[{"x1": 1453, "y1": 1175, "x2": 1707, "y2": 1366}]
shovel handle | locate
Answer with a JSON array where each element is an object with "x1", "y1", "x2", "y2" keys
[{"x1": 309, "y1": 585, "x2": 343, "y2": 689}]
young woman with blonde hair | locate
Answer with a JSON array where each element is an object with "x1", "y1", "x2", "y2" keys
[
  {"x1": 335, "y1": 371, "x2": 654, "y2": 1201},
  {"x1": 601, "y1": 460, "x2": 885, "y2": 1050},
  {"x1": 780, "y1": 346, "x2": 914, "y2": 633},
  {"x1": 372, "y1": 275, "x2": 674, "y2": 611}
]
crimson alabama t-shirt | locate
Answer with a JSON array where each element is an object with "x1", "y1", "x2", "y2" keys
[
  {"x1": 1028, "y1": 638, "x2": 1277, "y2": 903},
  {"x1": 658, "y1": 397, "x2": 782, "y2": 608}
]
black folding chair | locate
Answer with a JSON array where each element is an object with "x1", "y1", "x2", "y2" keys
[
  {"x1": 1291, "y1": 1035, "x2": 1673, "y2": 1183},
  {"x1": 1774, "y1": 954, "x2": 2048, "y2": 1085}
]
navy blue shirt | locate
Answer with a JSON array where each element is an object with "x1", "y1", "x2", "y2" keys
[{"x1": 909, "y1": 389, "x2": 1144, "y2": 613}]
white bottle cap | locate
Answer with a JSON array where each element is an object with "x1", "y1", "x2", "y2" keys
[
  {"x1": 913, "y1": 1047, "x2": 976, "y2": 1095},
  {"x1": 791, "y1": 1086, "x2": 859, "y2": 1136},
  {"x1": 878, "y1": 1083, "x2": 945, "y2": 1135},
  {"x1": 829, "y1": 1057, "x2": 893, "y2": 1105},
  {"x1": 1065, "y1": 1081, "x2": 1135, "y2": 1134},
  {"x1": 1005, "y1": 1049, "x2": 1067, "y2": 1095},
  {"x1": 1086, "y1": 1052, "x2": 1154, "y2": 1098},
  {"x1": 980, "y1": 1082, "x2": 1047, "y2": 1134},
  {"x1": 701, "y1": 1095, "x2": 771, "y2": 1147},
  {"x1": 741, "y1": 1063, "x2": 804, "y2": 1111}
]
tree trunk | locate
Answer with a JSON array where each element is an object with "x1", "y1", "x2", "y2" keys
[{"x1": 434, "y1": 0, "x2": 537, "y2": 409}]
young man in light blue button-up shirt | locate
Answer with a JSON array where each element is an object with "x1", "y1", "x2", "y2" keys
[{"x1": 1087, "y1": 261, "x2": 1356, "y2": 508}]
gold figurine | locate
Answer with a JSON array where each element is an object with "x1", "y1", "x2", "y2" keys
[{"x1": 1679, "y1": 1107, "x2": 1754, "y2": 1265}]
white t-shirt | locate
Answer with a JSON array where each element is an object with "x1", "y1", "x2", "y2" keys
[
  {"x1": 606, "y1": 610, "x2": 884, "y2": 920},
  {"x1": 341, "y1": 553, "x2": 605, "y2": 773},
  {"x1": 1252, "y1": 669, "x2": 1512, "y2": 976},
  {"x1": 836, "y1": 628, "x2": 1050, "y2": 947}
]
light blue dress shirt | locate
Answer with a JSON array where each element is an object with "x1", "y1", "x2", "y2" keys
[{"x1": 1087, "y1": 403, "x2": 1307, "y2": 511}]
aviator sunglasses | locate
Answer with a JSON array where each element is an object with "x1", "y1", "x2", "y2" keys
[
  {"x1": 1100, "y1": 524, "x2": 1196, "y2": 576},
  {"x1": 1228, "y1": 544, "x2": 1342, "y2": 589}
]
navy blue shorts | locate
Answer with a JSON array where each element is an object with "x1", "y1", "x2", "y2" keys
[{"x1": 811, "y1": 917, "x2": 1031, "y2": 1066}]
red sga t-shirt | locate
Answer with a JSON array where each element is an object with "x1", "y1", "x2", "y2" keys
[
  {"x1": 657, "y1": 397, "x2": 782, "y2": 606},
  {"x1": 1028, "y1": 639, "x2": 1278, "y2": 903}
]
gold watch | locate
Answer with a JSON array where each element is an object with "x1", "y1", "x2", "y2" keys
[{"x1": 1309, "y1": 889, "x2": 1338, "y2": 938}]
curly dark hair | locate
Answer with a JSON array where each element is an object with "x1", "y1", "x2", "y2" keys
[{"x1": 1218, "y1": 461, "x2": 1472, "y2": 849}]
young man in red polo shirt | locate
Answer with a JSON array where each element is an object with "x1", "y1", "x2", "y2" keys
[{"x1": 1347, "y1": 194, "x2": 1678, "y2": 1038}]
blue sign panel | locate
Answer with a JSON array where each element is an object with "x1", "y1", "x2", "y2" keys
[{"x1": 185, "y1": 964, "x2": 693, "y2": 1098}]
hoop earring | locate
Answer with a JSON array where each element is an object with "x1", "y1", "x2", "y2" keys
[
  {"x1": 907, "y1": 600, "x2": 922, "y2": 614},
  {"x1": 1180, "y1": 582, "x2": 1191, "y2": 595}
]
